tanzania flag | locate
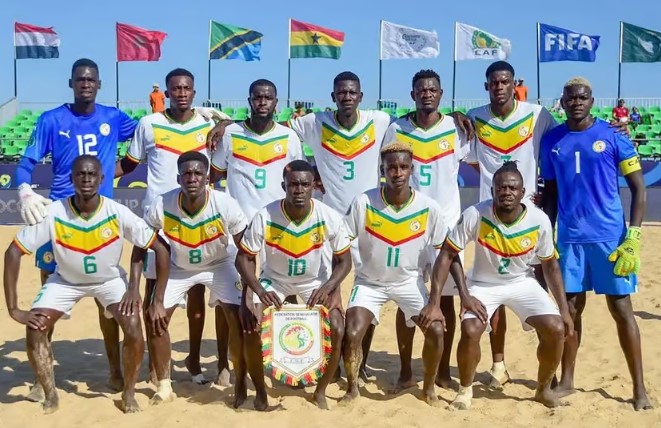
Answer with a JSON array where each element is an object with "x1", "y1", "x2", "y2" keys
[
  {"x1": 289, "y1": 19, "x2": 344, "y2": 59},
  {"x1": 209, "y1": 21, "x2": 262, "y2": 61}
]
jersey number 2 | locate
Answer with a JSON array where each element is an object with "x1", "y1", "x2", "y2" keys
[{"x1": 77, "y1": 134, "x2": 98, "y2": 156}]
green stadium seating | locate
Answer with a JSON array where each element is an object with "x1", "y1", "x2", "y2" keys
[
  {"x1": 396, "y1": 107, "x2": 410, "y2": 117},
  {"x1": 281, "y1": 107, "x2": 293, "y2": 115},
  {"x1": 222, "y1": 107, "x2": 234, "y2": 116},
  {"x1": 236, "y1": 106, "x2": 249, "y2": 115},
  {"x1": 277, "y1": 112, "x2": 291, "y2": 122},
  {"x1": 440, "y1": 107, "x2": 453, "y2": 115},
  {"x1": 636, "y1": 124, "x2": 651, "y2": 133},
  {"x1": 648, "y1": 106, "x2": 661, "y2": 113},
  {"x1": 638, "y1": 144, "x2": 655, "y2": 156},
  {"x1": 3, "y1": 146, "x2": 20, "y2": 156},
  {"x1": 303, "y1": 144, "x2": 314, "y2": 157},
  {"x1": 123, "y1": 108, "x2": 133, "y2": 116},
  {"x1": 233, "y1": 112, "x2": 248, "y2": 121},
  {"x1": 380, "y1": 108, "x2": 394, "y2": 115},
  {"x1": 589, "y1": 107, "x2": 600, "y2": 115},
  {"x1": 134, "y1": 108, "x2": 147, "y2": 118}
]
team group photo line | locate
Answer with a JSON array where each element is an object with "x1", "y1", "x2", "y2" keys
[{"x1": 3, "y1": 56, "x2": 652, "y2": 415}]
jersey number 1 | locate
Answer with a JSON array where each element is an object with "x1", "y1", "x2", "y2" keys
[{"x1": 77, "y1": 134, "x2": 98, "y2": 156}]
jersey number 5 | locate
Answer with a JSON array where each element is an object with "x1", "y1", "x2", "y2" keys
[{"x1": 77, "y1": 134, "x2": 98, "y2": 156}]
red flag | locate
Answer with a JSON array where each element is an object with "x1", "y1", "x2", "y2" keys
[{"x1": 116, "y1": 22, "x2": 167, "y2": 62}]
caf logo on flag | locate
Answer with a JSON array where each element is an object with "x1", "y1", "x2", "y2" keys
[{"x1": 472, "y1": 30, "x2": 502, "y2": 50}]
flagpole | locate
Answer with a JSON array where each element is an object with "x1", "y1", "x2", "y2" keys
[
  {"x1": 451, "y1": 22, "x2": 457, "y2": 110},
  {"x1": 617, "y1": 21, "x2": 623, "y2": 99},
  {"x1": 378, "y1": 20, "x2": 383, "y2": 106},
  {"x1": 536, "y1": 22, "x2": 541, "y2": 104},
  {"x1": 287, "y1": 18, "x2": 292, "y2": 108},
  {"x1": 13, "y1": 21, "x2": 17, "y2": 98},
  {"x1": 207, "y1": 20, "x2": 212, "y2": 101},
  {"x1": 115, "y1": 61, "x2": 119, "y2": 108}
]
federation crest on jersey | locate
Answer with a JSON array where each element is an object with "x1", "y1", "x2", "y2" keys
[
  {"x1": 196, "y1": 133, "x2": 206, "y2": 143},
  {"x1": 274, "y1": 143, "x2": 283, "y2": 153},
  {"x1": 206, "y1": 224, "x2": 218, "y2": 235},
  {"x1": 99, "y1": 123, "x2": 111, "y2": 136},
  {"x1": 360, "y1": 133, "x2": 370, "y2": 144},
  {"x1": 592, "y1": 140, "x2": 606, "y2": 153},
  {"x1": 518, "y1": 126, "x2": 529, "y2": 137},
  {"x1": 439, "y1": 139, "x2": 450, "y2": 150},
  {"x1": 42, "y1": 251, "x2": 54, "y2": 264},
  {"x1": 310, "y1": 232, "x2": 321, "y2": 243},
  {"x1": 520, "y1": 237, "x2": 532, "y2": 249},
  {"x1": 409, "y1": 220, "x2": 421, "y2": 232},
  {"x1": 101, "y1": 227, "x2": 113, "y2": 239}
]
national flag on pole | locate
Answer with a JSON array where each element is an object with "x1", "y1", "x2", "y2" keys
[
  {"x1": 539, "y1": 24, "x2": 600, "y2": 62},
  {"x1": 116, "y1": 23, "x2": 167, "y2": 62},
  {"x1": 454, "y1": 22, "x2": 511, "y2": 61},
  {"x1": 209, "y1": 21, "x2": 262, "y2": 61},
  {"x1": 289, "y1": 19, "x2": 344, "y2": 59},
  {"x1": 380, "y1": 21, "x2": 439, "y2": 60},
  {"x1": 621, "y1": 22, "x2": 661, "y2": 63},
  {"x1": 14, "y1": 22, "x2": 60, "y2": 59}
]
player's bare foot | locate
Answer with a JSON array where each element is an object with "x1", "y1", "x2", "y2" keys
[
  {"x1": 108, "y1": 373, "x2": 124, "y2": 392},
  {"x1": 633, "y1": 391, "x2": 653, "y2": 411},
  {"x1": 214, "y1": 367, "x2": 231, "y2": 387},
  {"x1": 121, "y1": 392, "x2": 141, "y2": 413},
  {"x1": 450, "y1": 386, "x2": 473, "y2": 410},
  {"x1": 339, "y1": 387, "x2": 360, "y2": 406},
  {"x1": 313, "y1": 390, "x2": 329, "y2": 410},
  {"x1": 534, "y1": 387, "x2": 565, "y2": 408},
  {"x1": 423, "y1": 389, "x2": 442, "y2": 407},
  {"x1": 388, "y1": 376, "x2": 417, "y2": 394},
  {"x1": 42, "y1": 394, "x2": 59, "y2": 414},
  {"x1": 552, "y1": 382, "x2": 577, "y2": 398},
  {"x1": 254, "y1": 390, "x2": 269, "y2": 411},
  {"x1": 26, "y1": 383, "x2": 45, "y2": 402}
]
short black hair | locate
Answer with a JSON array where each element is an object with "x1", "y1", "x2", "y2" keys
[
  {"x1": 485, "y1": 61, "x2": 515, "y2": 79},
  {"x1": 72, "y1": 154, "x2": 101, "y2": 171},
  {"x1": 166, "y1": 68, "x2": 194, "y2": 87},
  {"x1": 333, "y1": 71, "x2": 360, "y2": 88},
  {"x1": 493, "y1": 160, "x2": 523, "y2": 183},
  {"x1": 412, "y1": 69, "x2": 440, "y2": 89},
  {"x1": 283, "y1": 160, "x2": 314, "y2": 178},
  {"x1": 71, "y1": 58, "x2": 98, "y2": 77},
  {"x1": 177, "y1": 151, "x2": 209, "y2": 172},
  {"x1": 249, "y1": 79, "x2": 277, "y2": 96}
]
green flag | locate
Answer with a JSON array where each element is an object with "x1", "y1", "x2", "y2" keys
[{"x1": 621, "y1": 22, "x2": 661, "y2": 63}]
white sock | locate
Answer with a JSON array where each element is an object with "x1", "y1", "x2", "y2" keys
[
  {"x1": 156, "y1": 379, "x2": 173, "y2": 396},
  {"x1": 491, "y1": 361, "x2": 506, "y2": 372}
]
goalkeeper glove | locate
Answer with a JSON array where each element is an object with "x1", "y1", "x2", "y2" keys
[
  {"x1": 18, "y1": 183, "x2": 52, "y2": 225},
  {"x1": 608, "y1": 227, "x2": 641, "y2": 276}
]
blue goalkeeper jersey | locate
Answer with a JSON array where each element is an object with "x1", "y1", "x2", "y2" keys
[
  {"x1": 21, "y1": 103, "x2": 137, "y2": 200},
  {"x1": 539, "y1": 119, "x2": 641, "y2": 244}
]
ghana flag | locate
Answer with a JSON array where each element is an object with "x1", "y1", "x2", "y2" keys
[{"x1": 289, "y1": 19, "x2": 344, "y2": 59}]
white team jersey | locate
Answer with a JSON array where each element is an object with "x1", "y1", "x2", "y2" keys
[
  {"x1": 211, "y1": 121, "x2": 304, "y2": 220},
  {"x1": 345, "y1": 188, "x2": 449, "y2": 286},
  {"x1": 383, "y1": 115, "x2": 470, "y2": 224},
  {"x1": 289, "y1": 110, "x2": 393, "y2": 214},
  {"x1": 14, "y1": 197, "x2": 156, "y2": 284},
  {"x1": 446, "y1": 200, "x2": 556, "y2": 285},
  {"x1": 240, "y1": 199, "x2": 351, "y2": 285},
  {"x1": 466, "y1": 101, "x2": 557, "y2": 201},
  {"x1": 127, "y1": 110, "x2": 215, "y2": 213},
  {"x1": 145, "y1": 188, "x2": 248, "y2": 272}
]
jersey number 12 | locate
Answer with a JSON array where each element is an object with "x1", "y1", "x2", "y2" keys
[{"x1": 77, "y1": 134, "x2": 98, "y2": 156}]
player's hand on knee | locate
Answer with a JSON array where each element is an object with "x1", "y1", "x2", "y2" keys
[
  {"x1": 419, "y1": 303, "x2": 446, "y2": 331},
  {"x1": 119, "y1": 288, "x2": 142, "y2": 317},
  {"x1": 11, "y1": 308, "x2": 50, "y2": 330},
  {"x1": 258, "y1": 290, "x2": 282, "y2": 309},
  {"x1": 307, "y1": 285, "x2": 333, "y2": 309},
  {"x1": 18, "y1": 183, "x2": 52, "y2": 225},
  {"x1": 560, "y1": 310, "x2": 574, "y2": 337},
  {"x1": 239, "y1": 302, "x2": 258, "y2": 334},
  {"x1": 147, "y1": 301, "x2": 169, "y2": 335},
  {"x1": 460, "y1": 296, "x2": 488, "y2": 324},
  {"x1": 326, "y1": 288, "x2": 345, "y2": 316}
]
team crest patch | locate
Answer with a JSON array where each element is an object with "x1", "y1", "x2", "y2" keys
[
  {"x1": 274, "y1": 143, "x2": 283, "y2": 153},
  {"x1": 101, "y1": 227, "x2": 113, "y2": 239},
  {"x1": 592, "y1": 140, "x2": 606, "y2": 153},
  {"x1": 206, "y1": 225, "x2": 218, "y2": 235},
  {"x1": 439, "y1": 140, "x2": 450, "y2": 150},
  {"x1": 360, "y1": 134, "x2": 370, "y2": 144},
  {"x1": 99, "y1": 123, "x2": 111, "y2": 136},
  {"x1": 310, "y1": 232, "x2": 321, "y2": 243},
  {"x1": 518, "y1": 126, "x2": 529, "y2": 137},
  {"x1": 42, "y1": 251, "x2": 54, "y2": 264},
  {"x1": 520, "y1": 237, "x2": 532, "y2": 248},
  {"x1": 235, "y1": 280, "x2": 243, "y2": 290},
  {"x1": 409, "y1": 221, "x2": 421, "y2": 232},
  {"x1": 196, "y1": 133, "x2": 206, "y2": 143}
]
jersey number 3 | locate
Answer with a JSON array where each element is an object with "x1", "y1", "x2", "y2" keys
[{"x1": 77, "y1": 134, "x2": 98, "y2": 156}]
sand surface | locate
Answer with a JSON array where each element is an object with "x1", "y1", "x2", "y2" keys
[{"x1": 1, "y1": 224, "x2": 660, "y2": 427}]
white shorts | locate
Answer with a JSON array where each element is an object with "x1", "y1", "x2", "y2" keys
[
  {"x1": 423, "y1": 248, "x2": 463, "y2": 296},
  {"x1": 462, "y1": 277, "x2": 560, "y2": 331},
  {"x1": 347, "y1": 279, "x2": 428, "y2": 328},
  {"x1": 162, "y1": 260, "x2": 241, "y2": 309},
  {"x1": 31, "y1": 273, "x2": 126, "y2": 319},
  {"x1": 251, "y1": 277, "x2": 323, "y2": 306}
]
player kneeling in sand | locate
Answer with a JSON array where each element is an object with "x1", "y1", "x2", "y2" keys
[
  {"x1": 432, "y1": 161, "x2": 573, "y2": 410},
  {"x1": 341, "y1": 143, "x2": 461, "y2": 406},
  {"x1": 135, "y1": 151, "x2": 249, "y2": 406},
  {"x1": 235, "y1": 160, "x2": 352, "y2": 410},
  {"x1": 4, "y1": 155, "x2": 170, "y2": 414}
]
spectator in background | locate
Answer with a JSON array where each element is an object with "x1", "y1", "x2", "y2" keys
[
  {"x1": 149, "y1": 83, "x2": 166, "y2": 113},
  {"x1": 630, "y1": 107, "x2": 642, "y2": 129},
  {"x1": 550, "y1": 94, "x2": 565, "y2": 118},
  {"x1": 513, "y1": 78, "x2": 528, "y2": 101},
  {"x1": 292, "y1": 101, "x2": 305, "y2": 119},
  {"x1": 613, "y1": 99, "x2": 629, "y2": 124}
]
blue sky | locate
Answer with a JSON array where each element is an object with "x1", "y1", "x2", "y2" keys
[{"x1": 2, "y1": 0, "x2": 661, "y2": 108}]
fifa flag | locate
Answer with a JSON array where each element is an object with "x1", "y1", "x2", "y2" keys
[
  {"x1": 289, "y1": 19, "x2": 344, "y2": 59},
  {"x1": 14, "y1": 22, "x2": 60, "y2": 59},
  {"x1": 380, "y1": 21, "x2": 439, "y2": 60},
  {"x1": 539, "y1": 24, "x2": 600, "y2": 62},
  {"x1": 455, "y1": 22, "x2": 511, "y2": 61},
  {"x1": 116, "y1": 23, "x2": 167, "y2": 62},
  {"x1": 209, "y1": 21, "x2": 262, "y2": 61}
]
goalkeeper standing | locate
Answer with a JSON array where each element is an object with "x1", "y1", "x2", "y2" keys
[{"x1": 539, "y1": 77, "x2": 651, "y2": 411}]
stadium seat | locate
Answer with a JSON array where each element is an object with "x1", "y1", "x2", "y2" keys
[
  {"x1": 440, "y1": 107, "x2": 453, "y2": 115},
  {"x1": 589, "y1": 107, "x2": 601, "y2": 115},
  {"x1": 651, "y1": 124, "x2": 661, "y2": 134},
  {"x1": 638, "y1": 144, "x2": 655, "y2": 157},
  {"x1": 135, "y1": 108, "x2": 147, "y2": 118},
  {"x1": 281, "y1": 107, "x2": 293, "y2": 115},
  {"x1": 3, "y1": 145, "x2": 20, "y2": 157},
  {"x1": 648, "y1": 105, "x2": 661, "y2": 113},
  {"x1": 636, "y1": 124, "x2": 651, "y2": 133},
  {"x1": 396, "y1": 107, "x2": 410, "y2": 117},
  {"x1": 236, "y1": 106, "x2": 249, "y2": 115},
  {"x1": 222, "y1": 107, "x2": 234, "y2": 116},
  {"x1": 233, "y1": 112, "x2": 248, "y2": 121},
  {"x1": 277, "y1": 112, "x2": 291, "y2": 122},
  {"x1": 303, "y1": 144, "x2": 314, "y2": 158}
]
